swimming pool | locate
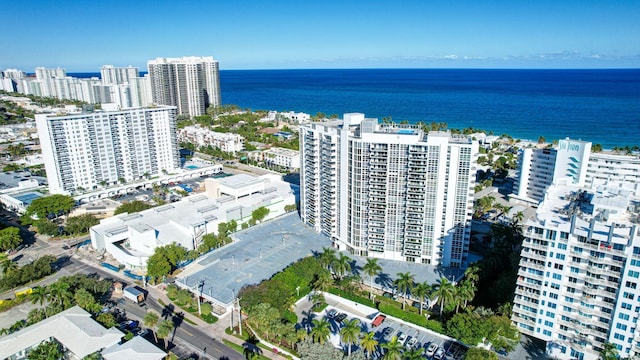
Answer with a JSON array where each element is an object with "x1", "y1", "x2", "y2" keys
[{"x1": 186, "y1": 165, "x2": 199, "y2": 169}]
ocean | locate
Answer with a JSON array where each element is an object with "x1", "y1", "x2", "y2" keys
[{"x1": 70, "y1": 69, "x2": 640, "y2": 148}]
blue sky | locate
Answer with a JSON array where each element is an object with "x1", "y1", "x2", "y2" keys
[{"x1": 3, "y1": 0, "x2": 639, "y2": 71}]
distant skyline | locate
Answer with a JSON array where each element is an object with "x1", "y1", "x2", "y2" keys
[{"x1": 3, "y1": 0, "x2": 639, "y2": 71}]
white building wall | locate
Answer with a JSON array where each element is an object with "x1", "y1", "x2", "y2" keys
[
  {"x1": 36, "y1": 106, "x2": 180, "y2": 194},
  {"x1": 512, "y1": 183, "x2": 640, "y2": 360},
  {"x1": 178, "y1": 125, "x2": 244, "y2": 153},
  {"x1": 300, "y1": 114, "x2": 477, "y2": 266}
]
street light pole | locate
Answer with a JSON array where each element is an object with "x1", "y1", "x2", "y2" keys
[
  {"x1": 197, "y1": 279, "x2": 204, "y2": 315},
  {"x1": 237, "y1": 296, "x2": 242, "y2": 336}
]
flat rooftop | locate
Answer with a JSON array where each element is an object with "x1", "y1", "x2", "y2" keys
[{"x1": 177, "y1": 213, "x2": 465, "y2": 307}]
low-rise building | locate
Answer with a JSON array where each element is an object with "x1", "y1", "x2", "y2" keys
[
  {"x1": 178, "y1": 125, "x2": 244, "y2": 153},
  {"x1": 256, "y1": 147, "x2": 301, "y2": 171},
  {"x1": 0, "y1": 306, "x2": 164, "y2": 360},
  {"x1": 90, "y1": 173, "x2": 296, "y2": 270}
]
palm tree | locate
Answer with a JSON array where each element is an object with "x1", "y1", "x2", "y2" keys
[
  {"x1": 29, "y1": 286, "x2": 49, "y2": 313},
  {"x1": 333, "y1": 253, "x2": 352, "y2": 281},
  {"x1": 313, "y1": 270, "x2": 333, "y2": 293},
  {"x1": 143, "y1": 311, "x2": 160, "y2": 342},
  {"x1": 360, "y1": 331, "x2": 379, "y2": 359},
  {"x1": 27, "y1": 308, "x2": 46, "y2": 325},
  {"x1": 464, "y1": 264, "x2": 481, "y2": 286},
  {"x1": 433, "y1": 277, "x2": 456, "y2": 318},
  {"x1": 402, "y1": 347, "x2": 424, "y2": 360},
  {"x1": 318, "y1": 247, "x2": 337, "y2": 271},
  {"x1": 394, "y1": 272, "x2": 415, "y2": 310},
  {"x1": 381, "y1": 336, "x2": 404, "y2": 360},
  {"x1": 310, "y1": 318, "x2": 331, "y2": 344},
  {"x1": 495, "y1": 203, "x2": 512, "y2": 217},
  {"x1": 412, "y1": 281, "x2": 432, "y2": 315},
  {"x1": 362, "y1": 258, "x2": 382, "y2": 299},
  {"x1": 156, "y1": 319, "x2": 174, "y2": 349},
  {"x1": 340, "y1": 318, "x2": 361, "y2": 357},
  {"x1": 456, "y1": 280, "x2": 476, "y2": 313},
  {"x1": 599, "y1": 342, "x2": 618, "y2": 360},
  {"x1": 48, "y1": 281, "x2": 71, "y2": 308},
  {"x1": 511, "y1": 210, "x2": 525, "y2": 226},
  {"x1": 1, "y1": 257, "x2": 17, "y2": 276}
]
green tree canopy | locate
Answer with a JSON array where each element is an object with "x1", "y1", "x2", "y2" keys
[
  {"x1": 251, "y1": 206, "x2": 270, "y2": 223},
  {"x1": 25, "y1": 194, "x2": 75, "y2": 220},
  {"x1": 27, "y1": 339, "x2": 64, "y2": 359},
  {"x1": 0, "y1": 227, "x2": 22, "y2": 251},
  {"x1": 114, "y1": 200, "x2": 153, "y2": 215},
  {"x1": 64, "y1": 214, "x2": 99, "y2": 236},
  {"x1": 464, "y1": 347, "x2": 498, "y2": 360}
]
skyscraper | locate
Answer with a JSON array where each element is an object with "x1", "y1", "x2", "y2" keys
[
  {"x1": 36, "y1": 106, "x2": 180, "y2": 194},
  {"x1": 511, "y1": 180, "x2": 640, "y2": 360},
  {"x1": 99, "y1": 65, "x2": 139, "y2": 85},
  {"x1": 147, "y1": 56, "x2": 221, "y2": 117},
  {"x1": 299, "y1": 113, "x2": 478, "y2": 267}
]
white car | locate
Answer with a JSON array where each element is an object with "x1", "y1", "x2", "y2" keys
[
  {"x1": 397, "y1": 332, "x2": 407, "y2": 345},
  {"x1": 425, "y1": 343, "x2": 438, "y2": 357},
  {"x1": 434, "y1": 348, "x2": 446, "y2": 360},
  {"x1": 406, "y1": 336, "x2": 418, "y2": 349}
]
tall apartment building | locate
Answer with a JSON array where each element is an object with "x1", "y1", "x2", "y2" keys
[
  {"x1": 299, "y1": 113, "x2": 478, "y2": 267},
  {"x1": 512, "y1": 181, "x2": 640, "y2": 360},
  {"x1": 36, "y1": 106, "x2": 180, "y2": 194},
  {"x1": 129, "y1": 75, "x2": 152, "y2": 108},
  {"x1": 35, "y1": 67, "x2": 66, "y2": 80},
  {"x1": 512, "y1": 139, "x2": 640, "y2": 205},
  {"x1": 147, "y1": 56, "x2": 221, "y2": 117},
  {"x1": 99, "y1": 65, "x2": 139, "y2": 85}
]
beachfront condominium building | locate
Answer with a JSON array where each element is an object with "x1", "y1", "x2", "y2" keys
[
  {"x1": 36, "y1": 106, "x2": 180, "y2": 194},
  {"x1": 177, "y1": 125, "x2": 245, "y2": 153},
  {"x1": 100, "y1": 65, "x2": 139, "y2": 85},
  {"x1": 35, "y1": 67, "x2": 66, "y2": 80},
  {"x1": 511, "y1": 180, "x2": 640, "y2": 360},
  {"x1": 147, "y1": 56, "x2": 221, "y2": 117},
  {"x1": 512, "y1": 139, "x2": 640, "y2": 205},
  {"x1": 299, "y1": 113, "x2": 478, "y2": 267}
]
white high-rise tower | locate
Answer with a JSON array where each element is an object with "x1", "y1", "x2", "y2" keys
[
  {"x1": 299, "y1": 113, "x2": 478, "y2": 267},
  {"x1": 147, "y1": 56, "x2": 221, "y2": 117}
]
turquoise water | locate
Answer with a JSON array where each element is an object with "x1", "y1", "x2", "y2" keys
[{"x1": 186, "y1": 165, "x2": 199, "y2": 169}]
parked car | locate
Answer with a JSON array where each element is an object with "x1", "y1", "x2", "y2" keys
[
  {"x1": 137, "y1": 328, "x2": 150, "y2": 337},
  {"x1": 382, "y1": 327, "x2": 393, "y2": 337},
  {"x1": 406, "y1": 336, "x2": 418, "y2": 349},
  {"x1": 327, "y1": 309, "x2": 337, "y2": 319},
  {"x1": 125, "y1": 320, "x2": 139, "y2": 330},
  {"x1": 434, "y1": 348, "x2": 446, "y2": 360},
  {"x1": 404, "y1": 336, "x2": 414, "y2": 348},
  {"x1": 425, "y1": 343, "x2": 438, "y2": 357},
  {"x1": 335, "y1": 313, "x2": 347, "y2": 323},
  {"x1": 397, "y1": 332, "x2": 407, "y2": 345}
]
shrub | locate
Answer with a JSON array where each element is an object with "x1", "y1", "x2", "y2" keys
[
  {"x1": 328, "y1": 287, "x2": 375, "y2": 308},
  {"x1": 282, "y1": 309, "x2": 298, "y2": 324}
]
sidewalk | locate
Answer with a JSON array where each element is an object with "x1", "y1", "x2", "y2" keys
[
  {"x1": 144, "y1": 285, "x2": 292, "y2": 360},
  {"x1": 74, "y1": 254, "x2": 290, "y2": 360}
]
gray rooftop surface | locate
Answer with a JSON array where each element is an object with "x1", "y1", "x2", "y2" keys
[
  {"x1": 178, "y1": 212, "x2": 467, "y2": 306},
  {"x1": 178, "y1": 212, "x2": 332, "y2": 305}
]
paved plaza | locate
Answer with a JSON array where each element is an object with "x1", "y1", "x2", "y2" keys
[
  {"x1": 177, "y1": 212, "x2": 468, "y2": 310},
  {"x1": 177, "y1": 212, "x2": 332, "y2": 306}
]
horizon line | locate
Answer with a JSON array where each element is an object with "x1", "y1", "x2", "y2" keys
[{"x1": 33, "y1": 66, "x2": 640, "y2": 74}]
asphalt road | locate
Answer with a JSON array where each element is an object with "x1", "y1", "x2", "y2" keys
[
  {"x1": 63, "y1": 258, "x2": 244, "y2": 360},
  {"x1": 2, "y1": 255, "x2": 244, "y2": 360},
  {"x1": 116, "y1": 297, "x2": 243, "y2": 360}
]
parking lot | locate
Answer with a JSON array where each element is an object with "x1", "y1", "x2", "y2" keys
[{"x1": 303, "y1": 293, "x2": 468, "y2": 359}]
